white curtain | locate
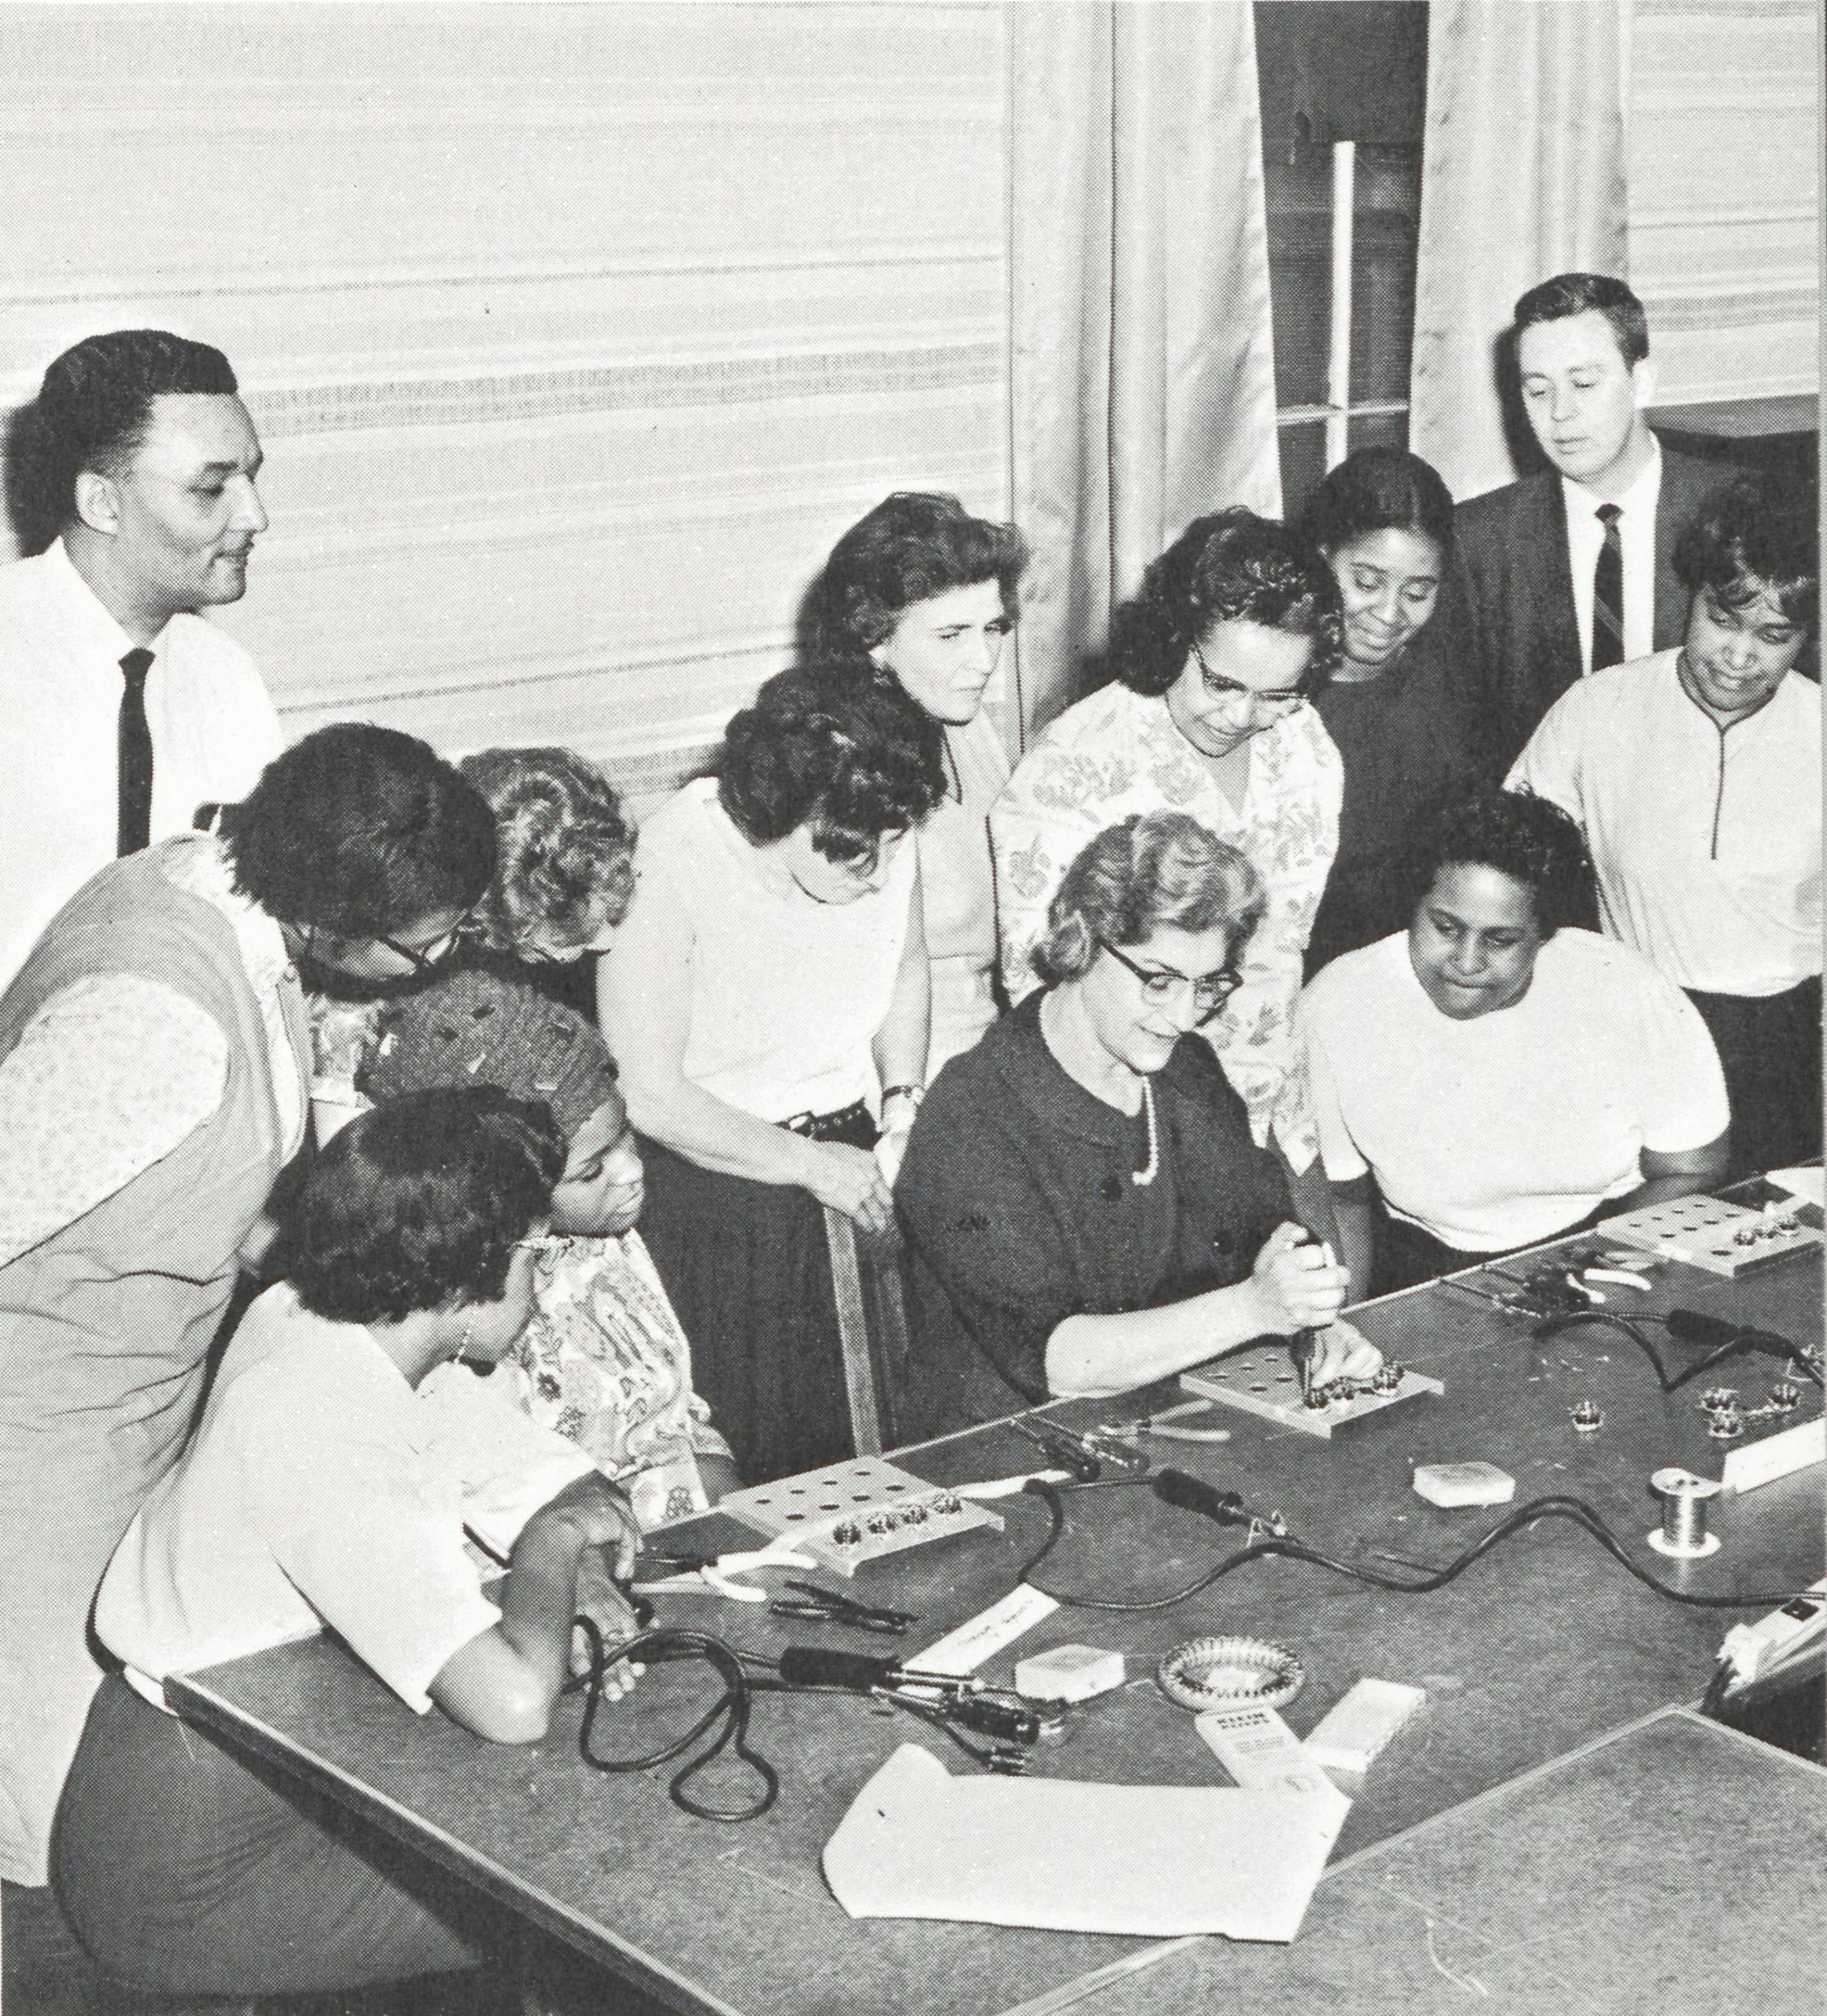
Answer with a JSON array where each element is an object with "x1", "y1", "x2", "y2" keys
[
  {"x1": 1008, "y1": 1, "x2": 1283, "y2": 740},
  {"x1": 1410, "y1": 0, "x2": 1632, "y2": 502}
]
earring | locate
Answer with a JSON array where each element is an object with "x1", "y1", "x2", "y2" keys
[{"x1": 452, "y1": 1309, "x2": 477, "y2": 1369}]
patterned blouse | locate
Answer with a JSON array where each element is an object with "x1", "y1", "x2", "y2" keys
[
  {"x1": 989, "y1": 680, "x2": 1341, "y2": 1169},
  {"x1": 491, "y1": 1228, "x2": 734, "y2": 1531}
]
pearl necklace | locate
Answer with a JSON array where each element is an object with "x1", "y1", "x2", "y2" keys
[{"x1": 1133, "y1": 1077, "x2": 1160, "y2": 1188}]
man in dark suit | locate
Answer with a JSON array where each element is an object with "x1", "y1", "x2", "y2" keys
[{"x1": 1447, "y1": 272, "x2": 1737, "y2": 772}]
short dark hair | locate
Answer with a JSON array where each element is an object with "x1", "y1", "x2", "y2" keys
[
  {"x1": 284, "y1": 1085, "x2": 565, "y2": 1325},
  {"x1": 1406, "y1": 789, "x2": 1595, "y2": 940},
  {"x1": 460, "y1": 747, "x2": 637, "y2": 954},
  {"x1": 1513, "y1": 272, "x2": 1649, "y2": 369},
  {"x1": 219, "y1": 724, "x2": 496, "y2": 939},
  {"x1": 1035, "y1": 810, "x2": 1265, "y2": 986},
  {"x1": 1299, "y1": 447, "x2": 1455, "y2": 565},
  {"x1": 798, "y1": 492, "x2": 1028, "y2": 662},
  {"x1": 1673, "y1": 476, "x2": 1818, "y2": 639},
  {"x1": 718, "y1": 663, "x2": 947, "y2": 861},
  {"x1": 1109, "y1": 508, "x2": 1343, "y2": 698},
  {"x1": 7, "y1": 329, "x2": 239, "y2": 554}
]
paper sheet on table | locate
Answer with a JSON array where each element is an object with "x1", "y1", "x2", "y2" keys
[
  {"x1": 1766, "y1": 1167, "x2": 1824, "y2": 1209},
  {"x1": 418, "y1": 1363, "x2": 596, "y2": 1558},
  {"x1": 823, "y1": 1744, "x2": 1349, "y2": 1942}
]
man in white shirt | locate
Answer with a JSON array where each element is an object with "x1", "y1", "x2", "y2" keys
[
  {"x1": 0, "y1": 329, "x2": 282, "y2": 991},
  {"x1": 1510, "y1": 477, "x2": 1821, "y2": 1178},
  {"x1": 1445, "y1": 274, "x2": 1742, "y2": 772}
]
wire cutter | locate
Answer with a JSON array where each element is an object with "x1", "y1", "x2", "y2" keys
[{"x1": 635, "y1": 1527, "x2": 817, "y2": 1602}]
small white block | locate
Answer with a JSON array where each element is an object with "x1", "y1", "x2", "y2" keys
[
  {"x1": 1412, "y1": 1461, "x2": 1516, "y2": 1508},
  {"x1": 1721, "y1": 1417, "x2": 1825, "y2": 1494},
  {"x1": 1013, "y1": 1644, "x2": 1126, "y2": 1703},
  {"x1": 1304, "y1": 1678, "x2": 1426, "y2": 1775}
]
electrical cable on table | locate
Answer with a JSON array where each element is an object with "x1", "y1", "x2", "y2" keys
[{"x1": 1012, "y1": 1475, "x2": 1819, "y2": 1614}]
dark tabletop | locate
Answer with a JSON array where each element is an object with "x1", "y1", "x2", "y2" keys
[{"x1": 172, "y1": 1210, "x2": 1825, "y2": 2016}]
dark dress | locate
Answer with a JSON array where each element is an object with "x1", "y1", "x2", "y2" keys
[
  {"x1": 1307, "y1": 626, "x2": 1477, "y2": 976},
  {"x1": 892, "y1": 992, "x2": 1292, "y2": 1440}
]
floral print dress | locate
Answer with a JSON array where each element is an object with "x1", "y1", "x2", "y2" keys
[
  {"x1": 491, "y1": 1228, "x2": 734, "y2": 1530},
  {"x1": 989, "y1": 680, "x2": 1341, "y2": 1169}
]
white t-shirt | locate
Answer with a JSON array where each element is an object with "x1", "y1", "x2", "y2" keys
[
  {"x1": 605, "y1": 776, "x2": 917, "y2": 1123},
  {"x1": 1299, "y1": 929, "x2": 1730, "y2": 1251},
  {"x1": 96, "y1": 1285, "x2": 502, "y2": 1714},
  {"x1": 0, "y1": 541, "x2": 282, "y2": 992},
  {"x1": 1509, "y1": 650, "x2": 1821, "y2": 996}
]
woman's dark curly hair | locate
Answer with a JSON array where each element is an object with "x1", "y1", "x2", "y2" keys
[
  {"x1": 1673, "y1": 476, "x2": 1818, "y2": 639},
  {"x1": 718, "y1": 663, "x2": 947, "y2": 863},
  {"x1": 1405, "y1": 789, "x2": 1596, "y2": 940},
  {"x1": 797, "y1": 492, "x2": 1028, "y2": 663},
  {"x1": 1034, "y1": 811, "x2": 1266, "y2": 986},
  {"x1": 460, "y1": 747, "x2": 636, "y2": 954},
  {"x1": 284, "y1": 1085, "x2": 564, "y2": 1325},
  {"x1": 219, "y1": 724, "x2": 496, "y2": 940},
  {"x1": 1110, "y1": 508, "x2": 1344, "y2": 698},
  {"x1": 1299, "y1": 447, "x2": 1455, "y2": 567}
]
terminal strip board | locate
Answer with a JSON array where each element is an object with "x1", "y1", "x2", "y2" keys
[
  {"x1": 1597, "y1": 1197, "x2": 1821, "y2": 1279},
  {"x1": 717, "y1": 1457, "x2": 1004, "y2": 1576},
  {"x1": 1180, "y1": 1351, "x2": 1443, "y2": 1440}
]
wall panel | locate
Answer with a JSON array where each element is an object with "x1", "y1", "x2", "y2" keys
[
  {"x1": 0, "y1": 2, "x2": 1012, "y2": 811},
  {"x1": 1627, "y1": 0, "x2": 1819, "y2": 412}
]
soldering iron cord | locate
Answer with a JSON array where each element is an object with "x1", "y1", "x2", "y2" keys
[
  {"x1": 1014, "y1": 1479, "x2": 1815, "y2": 1614},
  {"x1": 571, "y1": 1620, "x2": 780, "y2": 1821}
]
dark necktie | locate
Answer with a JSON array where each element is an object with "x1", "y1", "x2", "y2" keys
[
  {"x1": 117, "y1": 647, "x2": 155, "y2": 856},
  {"x1": 1592, "y1": 502, "x2": 1624, "y2": 672}
]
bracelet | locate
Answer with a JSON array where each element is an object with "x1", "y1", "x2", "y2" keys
[
  {"x1": 881, "y1": 1084, "x2": 924, "y2": 1112},
  {"x1": 1156, "y1": 1635, "x2": 1305, "y2": 1711}
]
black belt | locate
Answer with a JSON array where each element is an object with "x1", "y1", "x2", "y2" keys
[{"x1": 778, "y1": 1099, "x2": 876, "y2": 1148}]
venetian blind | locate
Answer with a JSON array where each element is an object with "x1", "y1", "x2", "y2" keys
[
  {"x1": 0, "y1": 2, "x2": 1011, "y2": 815},
  {"x1": 1627, "y1": 0, "x2": 1819, "y2": 413}
]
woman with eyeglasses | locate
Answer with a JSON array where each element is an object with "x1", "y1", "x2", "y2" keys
[
  {"x1": 990, "y1": 509, "x2": 1343, "y2": 1210},
  {"x1": 1299, "y1": 447, "x2": 1480, "y2": 976},
  {"x1": 361, "y1": 965, "x2": 741, "y2": 1526},
  {"x1": 598, "y1": 664, "x2": 946, "y2": 1480},
  {"x1": 894, "y1": 812, "x2": 1380, "y2": 1439},
  {"x1": 307, "y1": 745, "x2": 639, "y2": 1128},
  {"x1": 0, "y1": 722, "x2": 494, "y2": 1889},
  {"x1": 799, "y1": 492, "x2": 1028, "y2": 1073},
  {"x1": 51, "y1": 1086, "x2": 642, "y2": 1999}
]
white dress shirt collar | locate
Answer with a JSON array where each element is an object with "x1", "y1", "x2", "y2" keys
[
  {"x1": 1562, "y1": 436, "x2": 1663, "y2": 672},
  {"x1": 38, "y1": 537, "x2": 145, "y2": 665}
]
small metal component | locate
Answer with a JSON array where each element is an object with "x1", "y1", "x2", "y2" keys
[
  {"x1": 832, "y1": 1520, "x2": 862, "y2": 1547},
  {"x1": 1372, "y1": 1362, "x2": 1402, "y2": 1395},
  {"x1": 1648, "y1": 1467, "x2": 1723, "y2": 1558},
  {"x1": 864, "y1": 1510, "x2": 899, "y2": 1536},
  {"x1": 1570, "y1": 1399, "x2": 1603, "y2": 1433},
  {"x1": 1699, "y1": 1388, "x2": 1740, "y2": 1417},
  {"x1": 1303, "y1": 1384, "x2": 1330, "y2": 1411},
  {"x1": 926, "y1": 1490, "x2": 962, "y2": 1517},
  {"x1": 1707, "y1": 1410, "x2": 1744, "y2": 1441},
  {"x1": 1773, "y1": 1380, "x2": 1803, "y2": 1411}
]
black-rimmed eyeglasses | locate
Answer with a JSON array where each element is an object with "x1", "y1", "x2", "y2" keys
[
  {"x1": 1100, "y1": 940, "x2": 1243, "y2": 1024},
  {"x1": 374, "y1": 913, "x2": 483, "y2": 975},
  {"x1": 1189, "y1": 635, "x2": 1307, "y2": 715}
]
